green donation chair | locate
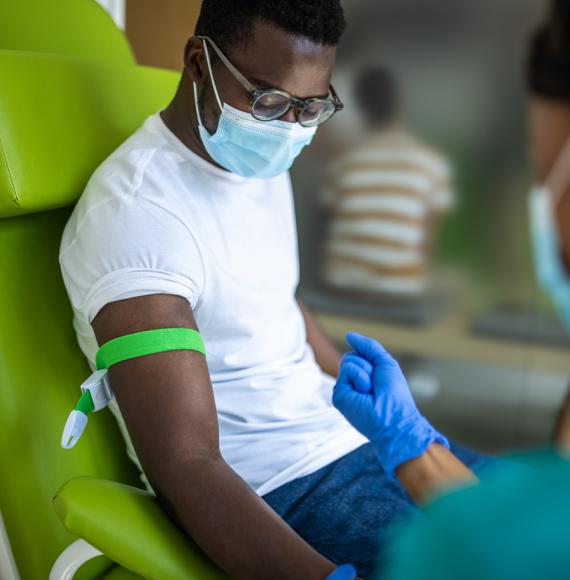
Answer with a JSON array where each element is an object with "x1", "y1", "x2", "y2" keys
[{"x1": 0, "y1": 0, "x2": 223, "y2": 578}]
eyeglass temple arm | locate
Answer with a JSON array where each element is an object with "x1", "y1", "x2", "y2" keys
[
  {"x1": 198, "y1": 35, "x2": 344, "y2": 113},
  {"x1": 196, "y1": 35, "x2": 257, "y2": 93},
  {"x1": 329, "y1": 84, "x2": 344, "y2": 109}
]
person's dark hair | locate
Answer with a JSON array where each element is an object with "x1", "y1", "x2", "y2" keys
[
  {"x1": 354, "y1": 66, "x2": 399, "y2": 126},
  {"x1": 528, "y1": 0, "x2": 570, "y2": 99},
  {"x1": 194, "y1": 0, "x2": 346, "y2": 53}
]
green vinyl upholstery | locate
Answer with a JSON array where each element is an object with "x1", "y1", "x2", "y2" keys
[
  {"x1": 0, "y1": 2, "x2": 220, "y2": 577},
  {"x1": 0, "y1": 50, "x2": 178, "y2": 217},
  {"x1": 101, "y1": 566, "x2": 145, "y2": 579},
  {"x1": 0, "y1": 0, "x2": 135, "y2": 65},
  {"x1": 53, "y1": 478, "x2": 224, "y2": 580},
  {"x1": 0, "y1": 209, "x2": 136, "y2": 580}
]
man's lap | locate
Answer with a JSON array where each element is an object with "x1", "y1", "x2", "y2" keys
[{"x1": 263, "y1": 441, "x2": 493, "y2": 579}]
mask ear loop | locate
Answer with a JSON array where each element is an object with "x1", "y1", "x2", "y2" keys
[{"x1": 193, "y1": 38, "x2": 223, "y2": 129}]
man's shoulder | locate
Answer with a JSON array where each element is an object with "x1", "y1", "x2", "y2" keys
[
  {"x1": 394, "y1": 132, "x2": 449, "y2": 172},
  {"x1": 86, "y1": 117, "x2": 176, "y2": 200},
  {"x1": 65, "y1": 117, "x2": 193, "y2": 232}
]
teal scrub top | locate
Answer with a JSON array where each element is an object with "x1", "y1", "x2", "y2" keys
[{"x1": 385, "y1": 450, "x2": 570, "y2": 580}]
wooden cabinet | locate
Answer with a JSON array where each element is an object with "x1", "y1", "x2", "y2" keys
[{"x1": 125, "y1": 0, "x2": 201, "y2": 70}]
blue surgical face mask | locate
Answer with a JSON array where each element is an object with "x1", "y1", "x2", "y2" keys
[
  {"x1": 528, "y1": 137, "x2": 570, "y2": 332},
  {"x1": 193, "y1": 42, "x2": 317, "y2": 179}
]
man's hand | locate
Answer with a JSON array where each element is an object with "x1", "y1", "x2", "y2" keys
[{"x1": 92, "y1": 294, "x2": 334, "y2": 580}]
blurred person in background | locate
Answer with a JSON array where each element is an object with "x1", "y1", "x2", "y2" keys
[
  {"x1": 321, "y1": 66, "x2": 454, "y2": 298},
  {"x1": 528, "y1": 0, "x2": 570, "y2": 454}
]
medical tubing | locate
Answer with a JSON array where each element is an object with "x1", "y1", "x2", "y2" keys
[{"x1": 95, "y1": 327, "x2": 206, "y2": 370}]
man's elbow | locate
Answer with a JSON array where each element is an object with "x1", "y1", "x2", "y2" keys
[{"x1": 149, "y1": 449, "x2": 226, "y2": 506}]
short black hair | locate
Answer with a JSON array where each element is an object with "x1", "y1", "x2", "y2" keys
[
  {"x1": 354, "y1": 66, "x2": 400, "y2": 126},
  {"x1": 527, "y1": 0, "x2": 570, "y2": 99},
  {"x1": 195, "y1": 0, "x2": 346, "y2": 53}
]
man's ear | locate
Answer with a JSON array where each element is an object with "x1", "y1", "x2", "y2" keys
[{"x1": 184, "y1": 37, "x2": 207, "y2": 84}]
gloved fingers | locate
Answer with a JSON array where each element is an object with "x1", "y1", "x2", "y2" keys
[
  {"x1": 333, "y1": 372, "x2": 369, "y2": 414},
  {"x1": 341, "y1": 352, "x2": 373, "y2": 376},
  {"x1": 336, "y1": 361, "x2": 372, "y2": 395},
  {"x1": 326, "y1": 564, "x2": 357, "y2": 579},
  {"x1": 346, "y1": 332, "x2": 397, "y2": 367},
  {"x1": 340, "y1": 354, "x2": 373, "y2": 393}
]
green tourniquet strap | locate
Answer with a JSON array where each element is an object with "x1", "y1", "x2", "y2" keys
[
  {"x1": 95, "y1": 328, "x2": 206, "y2": 371},
  {"x1": 75, "y1": 390, "x2": 95, "y2": 414}
]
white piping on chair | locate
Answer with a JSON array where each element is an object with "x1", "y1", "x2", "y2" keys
[
  {"x1": 0, "y1": 510, "x2": 20, "y2": 580},
  {"x1": 49, "y1": 539, "x2": 103, "y2": 580}
]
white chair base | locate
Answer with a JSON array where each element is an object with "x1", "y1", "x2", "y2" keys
[{"x1": 49, "y1": 539, "x2": 103, "y2": 580}]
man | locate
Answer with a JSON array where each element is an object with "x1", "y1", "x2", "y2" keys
[
  {"x1": 321, "y1": 66, "x2": 453, "y2": 297},
  {"x1": 59, "y1": 2, "x2": 485, "y2": 577}
]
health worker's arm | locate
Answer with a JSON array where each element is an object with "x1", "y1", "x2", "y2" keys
[
  {"x1": 92, "y1": 293, "x2": 335, "y2": 580},
  {"x1": 297, "y1": 297, "x2": 342, "y2": 377},
  {"x1": 395, "y1": 443, "x2": 475, "y2": 505},
  {"x1": 333, "y1": 333, "x2": 475, "y2": 505}
]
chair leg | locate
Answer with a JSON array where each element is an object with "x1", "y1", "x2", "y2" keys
[{"x1": 49, "y1": 539, "x2": 103, "y2": 580}]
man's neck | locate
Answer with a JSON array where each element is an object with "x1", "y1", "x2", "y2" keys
[{"x1": 160, "y1": 83, "x2": 226, "y2": 171}]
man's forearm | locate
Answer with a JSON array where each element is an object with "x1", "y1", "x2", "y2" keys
[
  {"x1": 396, "y1": 444, "x2": 476, "y2": 505},
  {"x1": 297, "y1": 298, "x2": 342, "y2": 377},
  {"x1": 156, "y1": 455, "x2": 335, "y2": 580}
]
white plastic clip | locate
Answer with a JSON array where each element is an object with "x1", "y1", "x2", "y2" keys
[
  {"x1": 62, "y1": 410, "x2": 89, "y2": 449},
  {"x1": 81, "y1": 369, "x2": 113, "y2": 411},
  {"x1": 61, "y1": 370, "x2": 114, "y2": 449}
]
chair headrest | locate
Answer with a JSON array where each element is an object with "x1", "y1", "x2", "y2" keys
[
  {"x1": 0, "y1": 51, "x2": 179, "y2": 218},
  {"x1": 0, "y1": 0, "x2": 135, "y2": 65}
]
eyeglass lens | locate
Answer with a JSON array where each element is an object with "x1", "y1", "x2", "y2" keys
[{"x1": 252, "y1": 91, "x2": 336, "y2": 126}]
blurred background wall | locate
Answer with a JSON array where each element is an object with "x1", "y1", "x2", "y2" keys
[
  {"x1": 294, "y1": 0, "x2": 547, "y2": 308},
  {"x1": 125, "y1": 0, "x2": 200, "y2": 70}
]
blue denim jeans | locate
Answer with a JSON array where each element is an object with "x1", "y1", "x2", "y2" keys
[{"x1": 263, "y1": 442, "x2": 492, "y2": 579}]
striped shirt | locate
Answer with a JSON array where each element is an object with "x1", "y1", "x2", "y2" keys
[{"x1": 321, "y1": 128, "x2": 453, "y2": 296}]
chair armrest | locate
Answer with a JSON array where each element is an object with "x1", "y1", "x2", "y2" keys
[{"x1": 53, "y1": 477, "x2": 226, "y2": 580}]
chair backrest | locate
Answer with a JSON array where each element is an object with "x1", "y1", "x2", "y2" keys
[
  {"x1": 0, "y1": 0, "x2": 135, "y2": 65},
  {"x1": 0, "y1": 47, "x2": 179, "y2": 579}
]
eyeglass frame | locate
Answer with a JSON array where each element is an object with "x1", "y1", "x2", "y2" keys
[{"x1": 196, "y1": 35, "x2": 344, "y2": 126}]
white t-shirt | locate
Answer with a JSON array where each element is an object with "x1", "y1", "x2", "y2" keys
[{"x1": 59, "y1": 113, "x2": 366, "y2": 496}]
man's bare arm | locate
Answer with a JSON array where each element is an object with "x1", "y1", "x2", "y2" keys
[
  {"x1": 297, "y1": 298, "x2": 342, "y2": 377},
  {"x1": 92, "y1": 294, "x2": 335, "y2": 580}
]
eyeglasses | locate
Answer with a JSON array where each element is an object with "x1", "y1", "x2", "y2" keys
[{"x1": 197, "y1": 35, "x2": 344, "y2": 127}]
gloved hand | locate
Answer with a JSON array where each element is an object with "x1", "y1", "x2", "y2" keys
[
  {"x1": 326, "y1": 564, "x2": 357, "y2": 579},
  {"x1": 333, "y1": 332, "x2": 449, "y2": 478}
]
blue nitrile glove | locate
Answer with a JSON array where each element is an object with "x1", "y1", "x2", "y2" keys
[
  {"x1": 333, "y1": 332, "x2": 449, "y2": 478},
  {"x1": 326, "y1": 564, "x2": 357, "y2": 579}
]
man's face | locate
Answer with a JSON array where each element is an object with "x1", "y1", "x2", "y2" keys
[
  {"x1": 529, "y1": 96, "x2": 570, "y2": 266},
  {"x1": 188, "y1": 18, "x2": 337, "y2": 135}
]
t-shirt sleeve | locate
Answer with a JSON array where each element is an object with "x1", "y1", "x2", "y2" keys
[{"x1": 60, "y1": 194, "x2": 205, "y2": 324}]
